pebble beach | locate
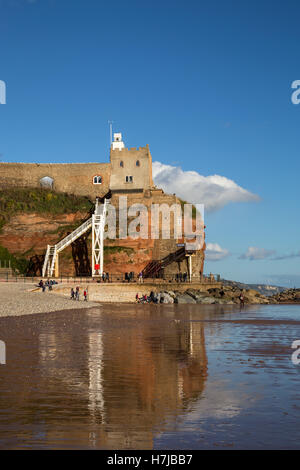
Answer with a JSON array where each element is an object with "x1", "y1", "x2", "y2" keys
[{"x1": 0, "y1": 282, "x2": 98, "y2": 318}]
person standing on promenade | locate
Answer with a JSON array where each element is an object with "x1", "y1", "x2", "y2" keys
[
  {"x1": 138, "y1": 272, "x2": 143, "y2": 284},
  {"x1": 76, "y1": 286, "x2": 80, "y2": 301},
  {"x1": 70, "y1": 288, "x2": 75, "y2": 300},
  {"x1": 84, "y1": 288, "x2": 88, "y2": 302}
]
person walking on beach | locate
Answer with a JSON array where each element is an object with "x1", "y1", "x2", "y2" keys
[
  {"x1": 84, "y1": 288, "x2": 88, "y2": 302},
  {"x1": 239, "y1": 292, "x2": 245, "y2": 308},
  {"x1": 70, "y1": 288, "x2": 75, "y2": 300},
  {"x1": 138, "y1": 272, "x2": 143, "y2": 284}
]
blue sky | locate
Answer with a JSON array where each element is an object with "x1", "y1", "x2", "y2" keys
[{"x1": 0, "y1": 0, "x2": 299, "y2": 286}]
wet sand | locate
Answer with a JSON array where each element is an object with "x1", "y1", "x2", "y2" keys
[
  {"x1": 0, "y1": 282, "x2": 98, "y2": 317},
  {"x1": 0, "y1": 303, "x2": 300, "y2": 449}
]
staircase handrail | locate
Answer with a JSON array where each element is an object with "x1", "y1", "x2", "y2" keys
[{"x1": 56, "y1": 217, "x2": 92, "y2": 252}]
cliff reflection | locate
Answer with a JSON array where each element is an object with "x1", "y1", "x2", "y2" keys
[{"x1": 37, "y1": 306, "x2": 207, "y2": 449}]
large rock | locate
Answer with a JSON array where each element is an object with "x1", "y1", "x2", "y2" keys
[
  {"x1": 167, "y1": 291, "x2": 176, "y2": 299},
  {"x1": 185, "y1": 289, "x2": 208, "y2": 302},
  {"x1": 162, "y1": 292, "x2": 174, "y2": 304},
  {"x1": 197, "y1": 296, "x2": 216, "y2": 304},
  {"x1": 174, "y1": 293, "x2": 197, "y2": 304},
  {"x1": 271, "y1": 288, "x2": 300, "y2": 303}
]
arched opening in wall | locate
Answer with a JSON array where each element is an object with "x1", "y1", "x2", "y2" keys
[
  {"x1": 40, "y1": 176, "x2": 54, "y2": 189},
  {"x1": 93, "y1": 175, "x2": 102, "y2": 184}
]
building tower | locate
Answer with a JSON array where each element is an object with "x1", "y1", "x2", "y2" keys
[{"x1": 111, "y1": 133, "x2": 125, "y2": 151}]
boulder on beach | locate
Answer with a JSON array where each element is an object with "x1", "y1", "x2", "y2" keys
[
  {"x1": 174, "y1": 293, "x2": 197, "y2": 304},
  {"x1": 197, "y1": 296, "x2": 216, "y2": 304},
  {"x1": 161, "y1": 284, "x2": 271, "y2": 305},
  {"x1": 162, "y1": 292, "x2": 174, "y2": 304},
  {"x1": 270, "y1": 288, "x2": 300, "y2": 303}
]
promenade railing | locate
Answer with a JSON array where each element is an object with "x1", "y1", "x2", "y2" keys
[{"x1": 0, "y1": 273, "x2": 221, "y2": 284}]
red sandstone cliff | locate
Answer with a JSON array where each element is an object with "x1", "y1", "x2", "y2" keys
[
  {"x1": 0, "y1": 188, "x2": 205, "y2": 278},
  {"x1": 0, "y1": 211, "x2": 155, "y2": 277}
]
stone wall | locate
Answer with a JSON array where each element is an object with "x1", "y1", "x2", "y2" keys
[
  {"x1": 55, "y1": 281, "x2": 221, "y2": 303},
  {"x1": 0, "y1": 145, "x2": 154, "y2": 198},
  {"x1": 0, "y1": 162, "x2": 111, "y2": 199}
]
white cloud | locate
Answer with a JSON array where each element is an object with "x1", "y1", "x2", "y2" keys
[
  {"x1": 152, "y1": 161, "x2": 260, "y2": 212},
  {"x1": 206, "y1": 243, "x2": 230, "y2": 261},
  {"x1": 272, "y1": 250, "x2": 300, "y2": 260},
  {"x1": 183, "y1": 380, "x2": 253, "y2": 421},
  {"x1": 239, "y1": 246, "x2": 276, "y2": 261}
]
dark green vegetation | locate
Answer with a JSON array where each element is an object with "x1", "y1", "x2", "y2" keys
[
  {"x1": 179, "y1": 199, "x2": 198, "y2": 219},
  {"x1": 0, "y1": 188, "x2": 93, "y2": 228},
  {"x1": 104, "y1": 246, "x2": 134, "y2": 255},
  {"x1": 0, "y1": 245, "x2": 28, "y2": 275},
  {"x1": 0, "y1": 188, "x2": 93, "y2": 274}
]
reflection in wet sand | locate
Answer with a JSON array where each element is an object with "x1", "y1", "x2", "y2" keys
[
  {"x1": 1, "y1": 303, "x2": 300, "y2": 449},
  {"x1": 0, "y1": 304, "x2": 207, "y2": 449}
]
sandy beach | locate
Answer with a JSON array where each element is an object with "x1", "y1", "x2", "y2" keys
[{"x1": 0, "y1": 282, "x2": 98, "y2": 318}]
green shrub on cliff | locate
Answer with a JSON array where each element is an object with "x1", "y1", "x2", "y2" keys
[
  {"x1": 0, "y1": 188, "x2": 93, "y2": 229},
  {"x1": 0, "y1": 245, "x2": 29, "y2": 275},
  {"x1": 104, "y1": 246, "x2": 134, "y2": 255},
  {"x1": 179, "y1": 199, "x2": 199, "y2": 219}
]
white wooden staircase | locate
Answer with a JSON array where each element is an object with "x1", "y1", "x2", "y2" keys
[{"x1": 42, "y1": 198, "x2": 109, "y2": 278}]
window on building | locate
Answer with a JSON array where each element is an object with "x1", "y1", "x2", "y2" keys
[
  {"x1": 126, "y1": 176, "x2": 133, "y2": 183},
  {"x1": 120, "y1": 161, "x2": 124, "y2": 167},
  {"x1": 136, "y1": 160, "x2": 140, "y2": 167},
  {"x1": 93, "y1": 176, "x2": 102, "y2": 184},
  {"x1": 40, "y1": 176, "x2": 54, "y2": 189}
]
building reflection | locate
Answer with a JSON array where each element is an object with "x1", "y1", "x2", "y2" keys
[
  {"x1": 0, "y1": 306, "x2": 208, "y2": 449},
  {"x1": 83, "y1": 311, "x2": 207, "y2": 448}
]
